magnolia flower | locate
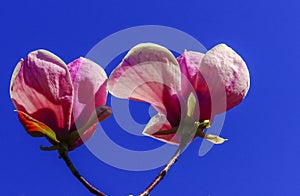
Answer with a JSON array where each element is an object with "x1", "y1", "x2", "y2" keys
[
  {"x1": 108, "y1": 43, "x2": 250, "y2": 146},
  {"x1": 10, "y1": 50, "x2": 111, "y2": 150}
]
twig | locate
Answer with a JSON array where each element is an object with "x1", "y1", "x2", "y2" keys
[
  {"x1": 138, "y1": 148, "x2": 182, "y2": 196},
  {"x1": 138, "y1": 119, "x2": 208, "y2": 195},
  {"x1": 58, "y1": 149, "x2": 106, "y2": 196}
]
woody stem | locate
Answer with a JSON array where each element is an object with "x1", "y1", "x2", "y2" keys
[
  {"x1": 138, "y1": 148, "x2": 182, "y2": 196},
  {"x1": 58, "y1": 149, "x2": 106, "y2": 196}
]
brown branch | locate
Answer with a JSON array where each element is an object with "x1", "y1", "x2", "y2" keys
[
  {"x1": 58, "y1": 149, "x2": 106, "y2": 196},
  {"x1": 139, "y1": 119, "x2": 203, "y2": 195},
  {"x1": 138, "y1": 148, "x2": 182, "y2": 196}
]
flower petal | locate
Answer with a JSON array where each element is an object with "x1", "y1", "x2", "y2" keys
[
  {"x1": 67, "y1": 57, "x2": 108, "y2": 131},
  {"x1": 108, "y1": 43, "x2": 182, "y2": 125},
  {"x1": 68, "y1": 124, "x2": 97, "y2": 150},
  {"x1": 16, "y1": 110, "x2": 60, "y2": 143},
  {"x1": 10, "y1": 50, "x2": 73, "y2": 139},
  {"x1": 143, "y1": 113, "x2": 181, "y2": 145},
  {"x1": 177, "y1": 50, "x2": 205, "y2": 91},
  {"x1": 199, "y1": 44, "x2": 250, "y2": 112},
  {"x1": 65, "y1": 105, "x2": 112, "y2": 148},
  {"x1": 69, "y1": 106, "x2": 112, "y2": 150},
  {"x1": 177, "y1": 51, "x2": 214, "y2": 120}
]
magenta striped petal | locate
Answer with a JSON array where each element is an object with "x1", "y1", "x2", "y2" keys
[
  {"x1": 108, "y1": 43, "x2": 182, "y2": 125},
  {"x1": 68, "y1": 123, "x2": 98, "y2": 150},
  {"x1": 67, "y1": 57, "x2": 108, "y2": 132},
  {"x1": 199, "y1": 44, "x2": 250, "y2": 112},
  {"x1": 142, "y1": 113, "x2": 181, "y2": 145},
  {"x1": 177, "y1": 50, "x2": 205, "y2": 91},
  {"x1": 177, "y1": 51, "x2": 212, "y2": 120},
  {"x1": 10, "y1": 50, "x2": 73, "y2": 139}
]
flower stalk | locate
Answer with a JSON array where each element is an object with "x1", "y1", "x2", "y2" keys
[
  {"x1": 139, "y1": 119, "x2": 211, "y2": 196},
  {"x1": 139, "y1": 148, "x2": 182, "y2": 196},
  {"x1": 58, "y1": 146, "x2": 106, "y2": 196}
]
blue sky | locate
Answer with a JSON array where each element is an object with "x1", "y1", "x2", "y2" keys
[{"x1": 1, "y1": 0, "x2": 300, "y2": 195}]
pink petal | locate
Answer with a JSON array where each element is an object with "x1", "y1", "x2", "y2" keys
[
  {"x1": 69, "y1": 124, "x2": 98, "y2": 150},
  {"x1": 64, "y1": 106, "x2": 112, "y2": 150},
  {"x1": 10, "y1": 50, "x2": 73, "y2": 139},
  {"x1": 177, "y1": 50, "x2": 205, "y2": 91},
  {"x1": 199, "y1": 44, "x2": 250, "y2": 112},
  {"x1": 143, "y1": 113, "x2": 181, "y2": 145},
  {"x1": 177, "y1": 51, "x2": 213, "y2": 120},
  {"x1": 108, "y1": 43, "x2": 182, "y2": 125},
  {"x1": 67, "y1": 57, "x2": 108, "y2": 132}
]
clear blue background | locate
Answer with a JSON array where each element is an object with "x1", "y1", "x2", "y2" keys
[{"x1": 1, "y1": 0, "x2": 299, "y2": 195}]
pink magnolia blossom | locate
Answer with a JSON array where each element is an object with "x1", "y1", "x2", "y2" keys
[
  {"x1": 10, "y1": 50, "x2": 111, "y2": 150},
  {"x1": 108, "y1": 43, "x2": 250, "y2": 145}
]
